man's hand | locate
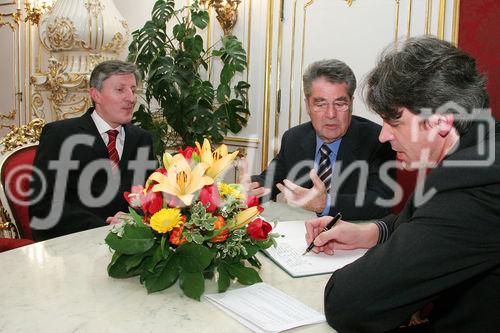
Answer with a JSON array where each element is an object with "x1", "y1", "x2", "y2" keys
[
  {"x1": 276, "y1": 169, "x2": 327, "y2": 213},
  {"x1": 305, "y1": 216, "x2": 379, "y2": 255},
  {"x1": 106, "y1": 211, "x2": 133, "y2": 225},
  {"x1": 238, "y1": 157, "x2": 271, "y2": 198}
]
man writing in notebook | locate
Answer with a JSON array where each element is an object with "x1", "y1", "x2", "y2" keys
[
  {"x1": 306, "y1": 36, "x2": 500, "y2": 332},
  {"x1": 240, "y1": 59, "x2": 395, "y2": 220}
]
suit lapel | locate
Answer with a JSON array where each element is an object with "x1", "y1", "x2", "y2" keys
[
  {"x1": 336, "y1": 117, "x2": 360, "y2": 169},
  {"x1": 298, "y1": 122, "x2": 317, "y2": 161},
  {"x1": 121, "y1": 124, "x2": 139, "y2": 168},
  {"x1": 78, "y1": 109, "x2": 108, "y2": 158}
]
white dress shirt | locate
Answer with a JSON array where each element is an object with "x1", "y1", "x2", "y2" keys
[{"x1": 91, "y1": 110, "x2": 125, "y2": 158}]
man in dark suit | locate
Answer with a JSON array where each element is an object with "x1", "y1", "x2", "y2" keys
[
  {"x1": 242, "y1": 59, "x2": 395, "y2": 220},
  {"x1": 307, "y1": 37, "x2": 500, "y2": 332},
  {"x1": 29, "y1": 60, "x2": 156, "y2": 241}
]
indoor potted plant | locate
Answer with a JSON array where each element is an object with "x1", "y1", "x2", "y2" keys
[{"x1": 128, "y1": 0, "x2": 250, "y2": 155}]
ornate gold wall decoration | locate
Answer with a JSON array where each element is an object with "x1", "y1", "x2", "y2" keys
[
  {"x1": 201, "y1": 0, "x2": 242, "y2": 35},
  {"x1": 0, "y1": 118, "x2": 45, "y2": 153},
  {"x1": 47, "y1": 17, "x2": 76, "y2": 50},
  {"x1": 345, "y1": 0, "x2": 354, "y2": 6},
  {"x1": 85, "y1": 0, "x2": 105, "y2": 17},
  {"x1": 102, "y1": 32, "x2": 126, "y2": 52},
  {"x1": 0, "y1": 11, "x2": 20, "y2": 30}
]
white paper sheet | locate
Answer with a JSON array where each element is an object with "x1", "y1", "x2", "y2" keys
[
  {"x1": 264, "y1": 220, "x2": 368, "y2": 277},
  {"x1": 205, "y1": 282, "x2": 325, "y2": 333}
]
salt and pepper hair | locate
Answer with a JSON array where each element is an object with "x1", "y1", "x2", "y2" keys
[
  {"x1": 302, "y1": 59, "x2": 357, "y2": 99},
  {"x1": 365, "y1": 36, "x2": 489, "y2": 136},
  {"x1": 89, "y1": 60, "x2": 141, "y2": 91}
]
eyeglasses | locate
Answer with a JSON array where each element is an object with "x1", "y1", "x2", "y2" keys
[{"x1": 310, "y1": 101, "x2": 351, "y2": 113}]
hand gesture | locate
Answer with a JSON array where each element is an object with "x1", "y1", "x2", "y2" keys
[
  {"x1": 276, "y1": 169, "x2": 327, "y2": 213},
  {"x1": 238, "y1": 157, "x2": 271, "y2": 198}
]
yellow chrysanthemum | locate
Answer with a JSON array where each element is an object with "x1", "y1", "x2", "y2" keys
[
  {"x1": 218, "y1": 182, "x2": 245, "y2": 200},
  {"x1": 150, "y1": 208, "x2": 182, "y2": 234}
]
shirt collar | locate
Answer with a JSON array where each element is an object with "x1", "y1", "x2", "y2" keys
[
  {"x1": 315, "y1": 136, "x2": 342, "y2": 156},
  {"x1": 91, "y1": 110, "x2": 123, "y2": 136}
]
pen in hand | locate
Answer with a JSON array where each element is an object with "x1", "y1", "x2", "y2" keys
[{"x1": 302, "y1": 212, "x2": 342, "y2": 255}]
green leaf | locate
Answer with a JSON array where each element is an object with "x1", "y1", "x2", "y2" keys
[
  {"x1": 107, "y1": 252, "x2": 142, "y2": 278},
  {"x1": 152, "y1": 0, "x2": 175, "y2": 23},
  {"x1": 128, "y1": 207, "x2": 143, "y2": 226},
  {"x1": 191, "y1": 9, "x2": 209, "y2": 29},
  {"x1": 144, "y1": 256, "x2": 180, "y2": 293},
  {"x1": 216, "y1": 84, "x2": 231, "y2": 103},
  {"x1": 105, "y1": 225, "x2": 155, "y2": 255},
  {"x1": 179, "y1": 270, "x2": 205, "y2": 300},
  {"x1": 226, "y1": 262, "x2": 262, "y2": 285},
  {"x1": 217, "y1": 264, "x2": 231, "y2": 293},
  {"x1": 176, "y1": 243, "x2": 215, "y2": 272},
  {"x1": 220, "y1": 64, "x2": 236, "y2": 85},
  {"x1": 184, "y1": 35, "x2": 204, "y2": 58},
  {"x1": 173, "y1": 24, "x2": 186, "y2": 41}
]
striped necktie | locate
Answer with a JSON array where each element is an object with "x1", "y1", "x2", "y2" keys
[
  {"x1": 107, "y1": 129, "x2": 120, "y2": 173},
  {"x1": 318, "y1": 144, "x2": 332, "y2": 192}
]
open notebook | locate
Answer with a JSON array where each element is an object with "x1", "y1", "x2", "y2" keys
[{"x1": 263, "y1": 220, "x2": 368, "y2": 277}]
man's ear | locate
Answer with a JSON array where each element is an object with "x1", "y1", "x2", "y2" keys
[
  {"x1": 89, "y1": 87, "x2": 99, "y2": 105},
  {"x1": 305, "y1": 97, "x2": 311, "y2": 115},
  {"x1": 435, "y1": 113, "x2": 455, "y2": 137}
]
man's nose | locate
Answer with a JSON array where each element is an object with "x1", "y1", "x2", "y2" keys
[
  {"x1": 126, "y1": 89, "x2": 136, "y2": 103},
  {"x1": 324, "y1": 104, "x2": 337, "y2": 118},
  {"x1": 379, "y1": 122, "x2": 393, "y2": 143}
]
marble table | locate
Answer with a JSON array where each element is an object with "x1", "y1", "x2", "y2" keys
[{"x1": 0, "y1": 203, "x2": 335, "y2": 332}]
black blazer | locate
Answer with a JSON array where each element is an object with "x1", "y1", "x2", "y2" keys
[
  {"x1": 29, "y1": 109, "x2": 156, "y2": 241},
  {"x1": 252, "y1": 116, "x2": 395, "y2": 220},
  {"x1": 324, "y1": 122, "x2": 500, "y2": 332}
]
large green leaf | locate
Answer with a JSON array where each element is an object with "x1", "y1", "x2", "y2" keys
[
  {"x1": 179, "y1": 270, "x2": 205, "y2": 300},
  {"x1": 105, "y1": 225, "x2": 155, "y2": 255},
  {"x1": 143, "y1": 256, "x2": 180, "y2": 293},
  {"x1": 217, "y1": 264, "x2": 231, "y2": 293},
  {"x1": 152, "y1": 0, "x2": 175, "y2": 23},
  {"x1": 176, "y1": 243, "x2": 215, "y2": 272},
  {"x1": 191, "y1": 9, "x2": 209, "y2": 29},
  {"x1": 107, "y1": 252, "x2": 142, "y2": 278},
  {"x1": 226, "y1": 262, "x2": 262, "y2": 285}
]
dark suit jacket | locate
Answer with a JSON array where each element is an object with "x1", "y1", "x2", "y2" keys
[
  {"x1": 252, "y1": 116, "x2": 395, "y2": 220},
  {"x1": 324, "y1": 121, "x2": 500, "y2": 332},
  {"x1": 29, "y1": 108, "x2": 156, "y2": 241}
]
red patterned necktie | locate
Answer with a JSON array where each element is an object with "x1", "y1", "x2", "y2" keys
[{"x1": 107, "y1": 129, "x2": 120, "y2": 173}]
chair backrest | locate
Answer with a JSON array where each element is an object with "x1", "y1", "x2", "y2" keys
[
  {"x1": 0, "y1": 118, "x2": 45, "y2": 240},
  {"x1": 0, "y1": 144, "x2": 38, "y2": 239}
]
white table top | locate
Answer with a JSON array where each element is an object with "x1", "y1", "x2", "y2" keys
[{"x1": 0, "y1": 203, "x2": 335, "y2": 332}]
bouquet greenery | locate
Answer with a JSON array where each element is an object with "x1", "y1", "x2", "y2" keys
[{"x1": 105, "y1": 139, "x2": 278, "y2": 300}]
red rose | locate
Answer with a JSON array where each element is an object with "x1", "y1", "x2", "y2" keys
[
  {"x1": 246, "y1": 218, "x2": 272, "y2": 240},
  {"x1": 141, "y1": 190, "x2": 163, "y2": 215},
  {"x1": 199, "y1": 184, "x2": 221, "y2": 213},
  {"x1": 178, "y1": 146, "x2": 199, "y2": 161},
  {"x1": 245, "y1": 195, "x2": 264, "y2": 213}
]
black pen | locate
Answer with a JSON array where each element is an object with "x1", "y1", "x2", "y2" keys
[{"x1": 302, "y1": 212, "x2": 342, "y2": 255}]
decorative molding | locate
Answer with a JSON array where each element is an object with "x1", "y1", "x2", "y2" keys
[
  {"x1": 425, "y1": 0, "x2": 432, "y2": 34},
  {"x1": 0, "y1": 118, "x2": 45, "y2": 153},
  {"x1": 437, "y1": 0, "x2": 446, "y2": 40},
  {"x1": 261, "y1": 0, "x2": 274, "y2": 170},
  {"x1": 394, "y1": 0, "x2": 401, "y2": 43},
  {"x1": 46, "y1": 17, "x2": 77, "y2": 50},
  {"x1": 345, "y1": 0, "x2": 354, "y2": 6},
  {"x1": 452, "y1": 0, "x2": 460, "y2": 46},
  {"x1": 406, "y1": 0, "x2": 412, "y2": 37}
]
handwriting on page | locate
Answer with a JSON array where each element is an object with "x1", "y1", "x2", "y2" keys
[{"x1": 264, "y1": 220, "x2": 368, "y2": 277}]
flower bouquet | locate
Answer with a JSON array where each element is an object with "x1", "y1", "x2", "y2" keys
[{"x1": 105, "y1": 139, "x2": 278, "y2": 300}]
